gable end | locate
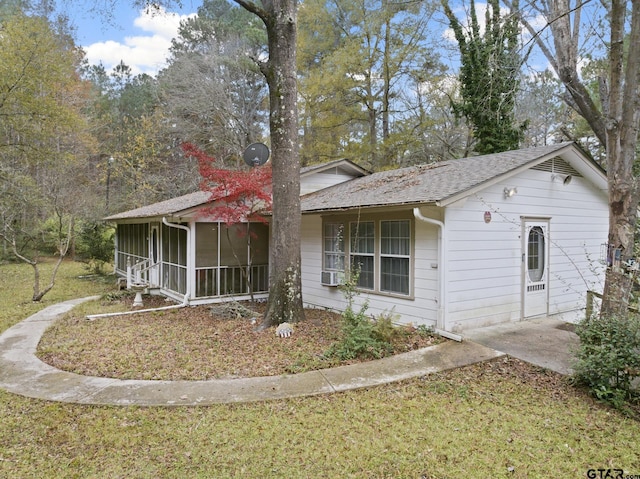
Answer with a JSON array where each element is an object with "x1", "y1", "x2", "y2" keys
[{"x1": 532, "y1": 157, "x2": 582, "y2": 177}]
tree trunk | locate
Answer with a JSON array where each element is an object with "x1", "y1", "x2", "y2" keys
[
  {"x1": 31, "y1": 253, "x2": 65, "y2": 302},
  {"x1": 601, "y1": 135, "x2": 639, "y2": 316},
  {"x1": 234, "y1": 0, "x2": 305, "y2": 328},
  {"x1": 262, "y1": 0, "x2": 305, "y2": 328},
  {"x1": 511, "y1": 0, "x2": 640, "y2": 317},
  {"x1": 601, "y1": 0, "x2": 640, "y2": 317}
]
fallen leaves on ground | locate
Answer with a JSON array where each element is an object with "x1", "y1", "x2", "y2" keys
[{"x1": 37, "y1": 296, "x2": 441, "y2": 381}]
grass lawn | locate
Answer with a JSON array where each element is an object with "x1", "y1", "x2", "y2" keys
[{"x1": 1, "y1": 260, "x2": 639, "y2": 478}]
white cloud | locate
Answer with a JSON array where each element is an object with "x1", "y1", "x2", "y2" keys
[
  {"x1": 441, "y1": 2, "x2": 546, "y2": 44},
  {"x1": 83, "y1": 7, "x2": 195, "y2": 77}
]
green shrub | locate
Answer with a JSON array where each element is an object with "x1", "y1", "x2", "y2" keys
[
  {"x1": 76, "y1": 221, "x2": 114, "y2": 274},
  {"x1": 326, "y1": 301, "x2": 392, "y2": 360},
  {"x1": 326, "y1": 271, "x2": 403, "y2": 360},
  {"x1": 371, "y1": 309, "x2": 403, "y2": 344},
  {"x1": 572, "y1": 313, "x2": 640, "y2": 411}
]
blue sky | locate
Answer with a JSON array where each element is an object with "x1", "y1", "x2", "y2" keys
[
  {"x1": 67, "y1": 1, "x2": 553, "y2": 79},
  {"x1": 70, "y1": 2, "x2": 201, "y2": 76}
]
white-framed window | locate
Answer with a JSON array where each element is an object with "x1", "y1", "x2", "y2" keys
[
  {"x1": 380, "y1": 220, "x2": 410, "y2": 295},
  {"x1": 527, "y1": 226, "x2": 545, "y2": 282},
  {"x1": 321, "y1": 216, "x2": 412, "y2": 297},
  {"x1": 323, "y1": 223, "x2": 345, "y2": 271},
  {"x1": 350, "y1": 221, "x2": 375, "y2": 290}
]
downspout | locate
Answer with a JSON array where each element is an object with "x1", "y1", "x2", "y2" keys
[
  {"x1": 86, "y1": 294, "x2": 189, "y2": 321},
  {"x1": 162, "y1": 217, "x2": 191, "y2": 303},
  {"x1": 87, "y1": 218, "x2": 192, "y2": 320},
  {"x1": 413, "y1": 207, "x2": 462, "y2": 342}
]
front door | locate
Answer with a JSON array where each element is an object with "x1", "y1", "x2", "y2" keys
[
  {"x1": 523, "y1": 220, "x2": 549, "y2": 318},
  {"x1": 149, "y1": 224, "x2": 160, "y2": 287}
]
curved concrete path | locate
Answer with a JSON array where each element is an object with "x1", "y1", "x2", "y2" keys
[{"x1": 0, "y1": 297, "x2": 505, "y2": 406}]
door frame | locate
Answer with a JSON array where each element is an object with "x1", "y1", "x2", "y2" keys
[
  {"x1": 149, "y1": 223, "x2": 160, "y2": 287},
  {"x1": 521, "y1": 217, "x2": 550, "y2": 319}
]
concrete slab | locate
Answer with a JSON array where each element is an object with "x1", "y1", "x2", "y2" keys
[
  {"x1": 75, "y1": 372, "x2": 338, "y2": 406},
  {"x1": 321, "y1": 341, "x2": 504, "y2": 392},
  {"x1": 462, "y1": 317, "x2": 579, "y2": 375}
]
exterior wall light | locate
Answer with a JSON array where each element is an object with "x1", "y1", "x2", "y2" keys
[
  {"x1": 551, "y1": 173, "x2": 572, "y2": 185},
  {"x1": 503, "y1": 187, "x2": 518, "y2": 199}
]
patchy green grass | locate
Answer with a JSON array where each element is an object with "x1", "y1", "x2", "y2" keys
[
  {"x1": 0, "y1": 259, "x2": 114, "y2": 332},
  {"x1": 1, "y1": 261, "x2": 639, "y2": 478},
  {"x1": 1, "y1": 361, "x2": 639, "y2": 478}
]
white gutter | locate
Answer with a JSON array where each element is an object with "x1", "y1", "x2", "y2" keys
[
  {"x1": 87, "y1": 217, "x2": 195, "y2": 320},
  {"x1": 86, "y1": 293, "x2": 189, "y2": 321},
  {"x1": 413, "y1": 207, "x2": 462, "y2": 342}
]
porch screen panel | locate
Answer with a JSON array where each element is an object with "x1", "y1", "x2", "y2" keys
[
  {"x1": 195, "y1": 223, "x2": 218, "y2": 297},
  {"x1": 116, "y1": 223, "x2": 148, "y2": 272},
  {"x1": 117, "y1": 223, "x2": 149, "y2": 257},
  {"x1": 249, "y1": 223, "x2": 269, "y2": 293},
  {"x1": 219, "y1": 224, "x2": 249, "y2": 295},
  {"x1": 168, "y1": 227, "x2": 178, "y2": 264},
  {"x1": 220, "y1": 224, "x2": 250, "y2": 265},
  {"x1": 196, "y1": 223, "x2": 218, "y2": 267},
  {"x1": 249, "y1": 223, "x2": 269, "y2": 265},
  {"x1": 161, "y1": 223, "x2": 187, "y2": 295}
]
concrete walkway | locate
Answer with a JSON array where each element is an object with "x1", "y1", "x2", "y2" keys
[
  {"x1": 0, "y1": 297, "x2": 575, "y2": 406},
  {"x1": 463, "y1": 316, "x2": 579, "y2": 375}
]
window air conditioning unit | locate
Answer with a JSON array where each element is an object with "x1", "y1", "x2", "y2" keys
[{"x1": 321, "y1": 271, "x2": 342, "y2": 287}]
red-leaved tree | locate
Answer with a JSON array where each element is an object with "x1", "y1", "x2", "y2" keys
[
  {"x1": 182, "y1": 142, "x2": 272, "y2": 300},
  {"x1": 183, "y1": 142, "x2": 272, "y2": 223}
]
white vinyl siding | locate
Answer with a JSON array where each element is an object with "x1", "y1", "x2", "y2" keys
[
  {"x1": 444, "y1": 167, "x2": 608, "y2": 331},
  {"x1": 301, "y1": 171, "x2": 359, "y2": 195}
]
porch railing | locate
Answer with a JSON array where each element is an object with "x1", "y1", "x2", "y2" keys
[
  {"x1": 126, "y1": 258, "x2": 160, "y2": 289},
  {"x1": 586, "y1": 290, "x2": 638, "y2": 319},
  {"x1": 195, "y1": 264, "x2": 269, "y2": 298}
]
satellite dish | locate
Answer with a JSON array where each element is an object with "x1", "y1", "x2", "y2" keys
[{"x1": 243, "y1": 143, "x2": 270, "y2": 167}]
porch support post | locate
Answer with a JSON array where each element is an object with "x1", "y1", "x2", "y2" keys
[{"x1": 162, "y1": 217, "x2": 192, "y2": 302}]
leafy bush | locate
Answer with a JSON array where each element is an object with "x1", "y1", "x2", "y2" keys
[
  {"x1": 326, "y1": 301, "x2": 393, "y2": 360},
  {"x1": 76, "y1": 221, "x2": 114, "y2": 274},
  {"x1": 572, "y1": 313, "x2": 640, "y2": 411},
  {"x1": 371, "y1": 309, "x2": 403, "y2": 344},
  {"x1": 326, "y1": 271, "x2": 405, "y2": 360}
]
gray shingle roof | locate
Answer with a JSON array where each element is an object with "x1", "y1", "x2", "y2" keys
[
  {"x1": 105, "y1": 191, "x2": 210, "y2": 220},
  {"x1": 300, "y1": 143, "x2": 576, "y2": 213},
  {"x1": 300, "y1": 158, "x2": 370, "y2": 177},
  {"x1": 106, "y1": 143, "x2": 586, "y2": 220}
]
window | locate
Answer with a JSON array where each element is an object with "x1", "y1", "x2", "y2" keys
[
  {"x1": 322, "y1": 217, "x2": 412, "y2": 296},
  {"x1": 350, "y1": 221, "x2": 375, "y2": 290},
  {"x1": 527, "y1": 226, "x2": 545, "y2": 282},
  {"x1": 323, "y1": 223, "x2": 345, "y2": 271},
  {"x1": 380, "y1": 220, "x2": 410, "y2": 295}
]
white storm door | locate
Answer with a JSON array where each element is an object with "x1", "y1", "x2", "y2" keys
[
  {"x1": 149, "y1": 224, "x2": 160, "y2": 287},
  {"x1": 523, "y1": 220, "x2": 549, "y2": 318}
]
